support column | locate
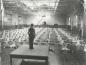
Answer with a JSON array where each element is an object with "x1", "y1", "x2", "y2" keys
[
  {"x1": 1, "y1": 0, "x2": 4, "y2": 29},
  {"x1": 78, "y1": 15, "x2": 84, "y2": 39}
]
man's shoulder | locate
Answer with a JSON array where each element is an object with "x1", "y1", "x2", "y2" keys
[{"x1": 29, "y1": 28, "x2": 35, "y2": 31}]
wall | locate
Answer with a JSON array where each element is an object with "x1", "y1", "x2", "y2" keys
[
  {"x1": 3, "y1": 9, "x2": 27, "y2": 26},
  {"x1": 0, "y1": 10, "x2": 2, "y2": 27}
]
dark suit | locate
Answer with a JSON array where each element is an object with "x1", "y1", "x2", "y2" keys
[{"x1": 28, "y1": 27, "x2": 35, "y2": 49}]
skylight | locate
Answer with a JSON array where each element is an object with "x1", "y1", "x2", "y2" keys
[{"x1": 20, "y1": 0, "x2": 59, "y2": 11}]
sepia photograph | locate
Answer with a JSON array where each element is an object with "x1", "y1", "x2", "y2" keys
[{"x1": 1, "y1": 0, "x2": 86, "y2": 65}]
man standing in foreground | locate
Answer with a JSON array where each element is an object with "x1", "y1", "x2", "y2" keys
[{"x1": 28, "y1": 24, "x2": 35, "y2": 49}]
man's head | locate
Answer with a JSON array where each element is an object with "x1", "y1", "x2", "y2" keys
[{"x1": 30, "y1": 24, "x2": 34, "y2": 28}]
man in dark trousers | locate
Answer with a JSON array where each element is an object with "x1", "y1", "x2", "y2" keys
[{"x1": 28, "y1": 24, "x2": 35, "y2": 49}]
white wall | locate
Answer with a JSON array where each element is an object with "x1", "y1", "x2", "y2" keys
[{"x1": 3, "y1": 10, "x2": 27, "y2": 26}]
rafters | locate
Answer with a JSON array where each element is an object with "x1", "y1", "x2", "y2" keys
[{"x1": 4, "y1": 0, "x2": 82, "y2": 16}]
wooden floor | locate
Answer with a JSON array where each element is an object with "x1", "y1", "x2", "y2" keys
[
  {"x1": 10, "y1": 45, "x2": 49, "y2": 57},
  {"x1": 1, "y1": 46, "x2": 59, "y2": 65},
  {"x1": 1, "y1": 45, "x2": 86, "y2": 65}
]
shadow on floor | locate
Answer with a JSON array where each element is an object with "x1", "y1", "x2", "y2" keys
[{"x1": 20, "y1": 60, "x2": 48, "y2": 65}]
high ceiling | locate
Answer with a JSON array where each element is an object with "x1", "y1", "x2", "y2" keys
[
  {"x1": 56, "y1": 0, "x2": 84, "y2": 16},
  {"x1": 20, "y1": 0, "x2": 59, "y2": 10},
  {"x1": 2, "y1": 0, "x2": 84, "y2": 24},
  {"x1": 3, "y1": 0, "x2": 59, "y2": 15},
  {"x1": 3, "y1": 0, "x2": 84, "y2": 15}
]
